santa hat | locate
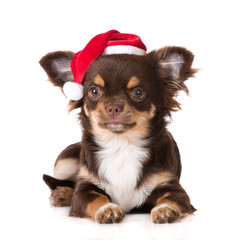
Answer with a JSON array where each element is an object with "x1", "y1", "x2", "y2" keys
[{"x1": 63, "y1": 30, "x2": 147, "y2": 101}]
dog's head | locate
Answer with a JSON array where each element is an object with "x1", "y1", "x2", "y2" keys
[{"x1": 40, "y1": 47, "x2": 196, "y2": 137}]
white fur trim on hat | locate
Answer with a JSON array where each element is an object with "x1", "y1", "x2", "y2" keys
[
  {"x1": 63, "y1": 82, "x2": 84, "y2": 101},
  {"x1": 102, "y1": 45, "x2": 146, "y2": 56}
]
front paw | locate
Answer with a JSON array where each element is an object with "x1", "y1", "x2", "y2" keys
[
  {"x1": 151, "y1": 204, "x2": 182, "y2": 224},
  {"x1": 95, "y1": 203, "x2": 125, "y2": 224}
]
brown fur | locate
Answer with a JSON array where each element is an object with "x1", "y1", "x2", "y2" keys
[
  {"x1": 50, "y1": 186, "x2": 74, "y2": 207},
  {"x1": 40, "y1": 45, "x2": 197, "y2": 224},
  {"x1": 85, "y1": 192, "x2": 124, "y2": 223},
  {"x1": 86, "y1": 192, "x2": 110, "y2": 218},
  {"x1": 127, "y1": 76, "x2": 140, "y2": 89},
  {"x1": 93, "y1": 74, "x2": 105, "y2": 88}
]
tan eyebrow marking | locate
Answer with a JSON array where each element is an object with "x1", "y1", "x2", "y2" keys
[
  {"x1": 93, "y1": 74, "x2": 105, "y2": 87},
  {"x1": 127, "y1": 76, "x2": 140, "y2": 89}
]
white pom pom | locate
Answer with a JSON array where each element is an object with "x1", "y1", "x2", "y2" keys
[{"x1": 63, "y1": 82, "x2": 84, "y2": 101}]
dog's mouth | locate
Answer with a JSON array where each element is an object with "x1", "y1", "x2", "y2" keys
[{"x1": 99, "y1": 121, "x2": 136, "y2": 132}]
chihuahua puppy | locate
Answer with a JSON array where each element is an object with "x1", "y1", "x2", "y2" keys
[{"x1": 40, "y1": 40, "x2": 196, "y2": 224}]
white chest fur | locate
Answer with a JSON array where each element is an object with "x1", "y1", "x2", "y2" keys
[{"x1": 94, "y1": 132, "x2": 150, "y2": 212}]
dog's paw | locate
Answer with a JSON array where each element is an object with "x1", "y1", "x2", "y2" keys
[
  {"x1": 151, "y1": 204, "x2": 182, "y2": 224},
  {"x1": 50, "y1": 186, "x2": 73, "y2": 207},
  {"x1": 95, "y1": 203, "x2": 125, "y2": 224}
]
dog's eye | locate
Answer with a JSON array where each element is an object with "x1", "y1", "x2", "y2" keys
[
  {"x1": 130, "y1": 87, "x2": 146, "y2": 102},
  {"x1": 88, "y1": 87, "x2": 102, "y2": 100}
]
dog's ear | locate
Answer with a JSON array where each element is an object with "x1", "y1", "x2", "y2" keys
[
  {"x1": 157, "y1": 46, "x2": 196, "y2": 94},
  {"x1": 154, "y1": 47, "x2": 197, "y2": 115},
  {"x1": 39, "y1": 51, "x2": 74, "y2": 88},
  {"x1": 39, "y1": 51, "x2": 83, "y2": 110}
]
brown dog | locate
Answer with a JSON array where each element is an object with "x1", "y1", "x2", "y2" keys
[{"x1": 40, "y1": 45, "x2": 196, "y2": 224}]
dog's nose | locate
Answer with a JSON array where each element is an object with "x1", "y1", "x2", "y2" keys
[{"x1": 105, "y1": 104, "x2": 123, "y2": 118}]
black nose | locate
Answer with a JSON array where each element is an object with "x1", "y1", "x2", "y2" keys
[{"x1": 105, "y1": 104, "x2": 123, "y2": 119}]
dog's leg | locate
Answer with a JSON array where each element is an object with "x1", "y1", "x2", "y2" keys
[
  {"x1": 50, "y1": 186, "x2": 74, "y2": 207},
  {"x1": 70, "y1": 182, "x2": 125, "y2": 223},
  {"x1": 53, "y1": 143, "x2": 81, "y2": 181},
  {"x1": 47, "y1": 155, "x2": 78, "y2": 207},
  {"x1": 43, "y1": 143, "x2": 81, "y2": 206},
  {"x1": 146, "y1": 181, "x2": 196, "y2": 224},
  {"x1": 43, "y1": 174, "x2": 75, "y2": 207}
]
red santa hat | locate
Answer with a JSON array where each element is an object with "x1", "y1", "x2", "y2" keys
[{"x1": 63, "y1": 30, "x2": 147, "y2": 101}]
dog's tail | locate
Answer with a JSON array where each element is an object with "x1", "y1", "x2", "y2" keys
[{"x1": 43, "y1": 174, "x2": 75, "y2": 190}]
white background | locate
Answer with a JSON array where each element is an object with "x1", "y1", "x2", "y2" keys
[{"x1": 1, "y1": 0, "x2": 240, "y2": 239}]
